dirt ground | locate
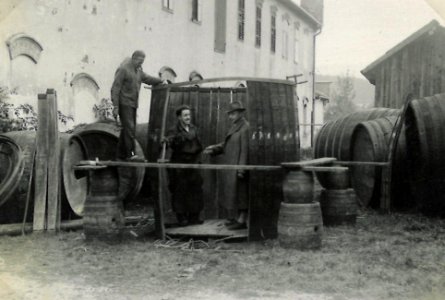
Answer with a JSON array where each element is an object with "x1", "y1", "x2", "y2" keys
[{"x1": 0, "y1": 211, "x2": 444, "y2": 300}]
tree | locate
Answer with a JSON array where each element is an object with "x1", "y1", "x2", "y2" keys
[{"x1": 324, "y1": 71, "x2": 358, "y2": 122}]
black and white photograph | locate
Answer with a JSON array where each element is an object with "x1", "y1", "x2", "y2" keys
[{"x1": 0, "y1": 0, "x2": 444, "y2": 299}]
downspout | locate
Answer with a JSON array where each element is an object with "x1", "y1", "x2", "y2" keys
[{"x1": 311, "y1": 27, "x2": 322, "y2": 147}]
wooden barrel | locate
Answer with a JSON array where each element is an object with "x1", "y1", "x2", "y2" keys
[
  {"x1": 350, "y1": 116, "x2": 402, "y2": 207},
  {"x1": 0, "y1": 134, "x2": 27, "y2": 224},
  {"x1": 148, "y1": 81, "x2": 300, "y2": 240},
  {"x1": 315, "y1": 168, "x2": 350, "y2": 190},
  {"x1": 282, "y1": 170, "x2": 313, "y2": 204},
  {"x1": 320, "y1": 189, "x2": 357, "y2": 226},
  {"x1": 405, "y1": 93, "x2": 445, "y2": 217},
  {"x1": 0, "y1": 132, "x2": 89, "y2": 223},
  {"x1": 277, "y1": 202, "x2": 323, "y2": 250},
  {"x1": 73, "y1": 122, "x2": 145, "y2": 202},
  {"x1": 314, "y1": 108, "x2": 400, "y2": 161},
  {"x1": 60, "y1": 134, "x2": 88, "y2": 216},
  {"x1": 83, "y1": 166, "x2": 124, "y2": 241}
]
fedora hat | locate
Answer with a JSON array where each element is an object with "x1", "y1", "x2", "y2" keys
[{"x1": 226, "y1": 101, "x2": 246, "y2": 114}]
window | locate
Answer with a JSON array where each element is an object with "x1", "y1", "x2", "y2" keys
[
  {"x1": 162, "y1": 0, "x2": 173, "y2": 12},
  {"x1": 238, "y1": 0, "x2": 245, "y2": 40},
  {"x1": 255, "y1": 5, "x2": 262, "y2": 47},
  {"x1": 294, "y1": 22, "x2": 300, "y2": 63},
  {"x1": 192, "y1": 0, "x2": 202, "y2": 23},
  {"x1": 271, "y1": 14, "x2": 276, "y2": 52}
]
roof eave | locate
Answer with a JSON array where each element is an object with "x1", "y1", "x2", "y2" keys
[{"x1": 276, "y1": 0, "x2": 322, "y2": 29}]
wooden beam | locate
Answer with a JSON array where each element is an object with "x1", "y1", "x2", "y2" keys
[
  {"x1": 302, "y1": 166, "x2": 349, "y2": 172},
  {"x1": 46, "y1": 89, "x2": 60, "y2": 231},
  {"x1": 34, "y1": 93, "x2": 49, "y2": 231},
  {"x1": 77, "y1": 161, "x2": 283, "y2": 171},
  {"x1": 281, "y1": 157, "x2": 337, "y2": 170},
  {"x1": 334, "y1": 161, "x2": 389, "y2": 167}
]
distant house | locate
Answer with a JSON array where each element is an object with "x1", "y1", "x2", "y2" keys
[
  {"x1": 361, "y1": 20, "x2": 445, "y2": 108},
  {"x1": 0, "y1": 0, "x2": 324, "y2": 147}
]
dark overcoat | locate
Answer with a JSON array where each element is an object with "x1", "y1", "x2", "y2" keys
[
  {"x1": 212, "y1": 117, "x2": 250, "y2": 216},
  {"x1": 166, "y1": 122, "x2": 204, "y2": 214}
]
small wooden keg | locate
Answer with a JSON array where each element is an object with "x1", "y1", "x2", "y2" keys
[
  {"x1": 83, "y1": 166, "x2": 124, "y2": 242},
  {"x1": 277, "y1": 202, "x2": 323, "y2": 250},
  {"x1": 282, "y1": 170, "x2": 314, "y2": 204},
  {"x1": 320, "y1": 188, "x2": 358, "y2": 226}
]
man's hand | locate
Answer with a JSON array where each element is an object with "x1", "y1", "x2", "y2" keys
[
  {"x1": 112, "y1": 106, "x2": 119, "y2": 120},
  {"x1": 237, "y1": 171, "x2": 245, "y2": 179},
  {"x1": 203, "y1": 145, "x2": 215, "y2": 155}
]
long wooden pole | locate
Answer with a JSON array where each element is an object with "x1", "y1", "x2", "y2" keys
[{"x1": 156, "y1": 88, "x2": 171, "y2": 240}]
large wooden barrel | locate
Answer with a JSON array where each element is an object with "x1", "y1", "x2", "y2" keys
[
  {"x1": 314, "y1": 108, "x2": 400, "y2": 161},
  {"x1": 0, "y1": 134, "x2": 27, "y2": 223},
  {"x1": 282, "y1": 170, "x2": 313, "y2": 204},
  {"x1": 74, "y1": 122, "x2": 145, "y2": 202},
  {"x1": 277, "y1": 202, "x2": 323, "y2": 250},
  {"x1": 83, "y1": 166, "x2": 124, "y2": 241},
  {"x1": 0, "y1": 132, "x2": 89, "y2": 223},
  {"x1": 148, "y1": 81, "x2": 300, "y2": 239},
  {"x1": 350, "y1": 116, "x2": 407, "y2": 207},
  {"x1": 405, "y1": 93, "x2": 445, "y2": 217},
  {"x1": 320, "y1": 189, "x2": 357, "y2": 226},
  {"x1": 315, "y1": 168, "x2": 350, "y2": 190}
]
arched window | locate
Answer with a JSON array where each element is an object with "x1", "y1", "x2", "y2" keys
[
  {"x1": 159, "y1": 66, "x2": 177, "y2": 83},
  {"x1": 6, "y1": 33, "x2": 43, "y2": 64},
  {"x1": 70, "y1": 73, "x2": 100, "y2": 124}
]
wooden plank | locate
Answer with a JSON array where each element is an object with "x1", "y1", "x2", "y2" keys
[
  {"x1": 334, "y1": 161, "x2": 389, "y2": 167},
  {"x1": 302, "y1": 166, "x2": 349, "y2": 172},
  {"x1": 0, "y1": 220, "x2": 83, "y2": 237},
  {"x1": 34, "y1": 93, "x2": 49, "y2": 231},
  {"x1": 165, "y1": 219, "x2": 248, "y2": 238},
  {"x1": 281, "y1": 157, "x2": 337, "y2": 169},
  {"x1": 46, "y1": 90, "x2": 60, "y2": 231}
]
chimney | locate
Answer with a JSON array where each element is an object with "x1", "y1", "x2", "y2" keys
[{"x1": 301, "y1": 0, "x2": 324, "y2": 24}]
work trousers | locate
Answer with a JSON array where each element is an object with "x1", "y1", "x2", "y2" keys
[{"x1": 116, "y1": 104, "x2": 136, "y2": 160}]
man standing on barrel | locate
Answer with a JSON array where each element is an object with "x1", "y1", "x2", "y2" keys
[
  {"x1": 111, "y1": 50, "x2": 164, "y2": 161},
  {"x1": 204, "y1": 101, "x2": 249, "y2": 230},
  {"x1": 164, "y1": 105, "x2": 204, "y2": 226}
]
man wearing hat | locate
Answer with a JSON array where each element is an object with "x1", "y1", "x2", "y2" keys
[
  {"x1": 204, "y1": 101, "x2": 250, "y2": 230},
  {"x1": 164, "y1": 105, "x2": 204, "y2": 226},
  {"x1": 111, "y1": 50, "x2": 164, "y2": 161}
]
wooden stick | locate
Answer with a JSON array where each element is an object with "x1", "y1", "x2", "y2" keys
[
  {"x1": 334, "y1": 161, "x2": 389, "y2": 167},
  {"x1": 148, "y1": 77, "x2": 296, "y2": 90},
  {"x1": 77, "y1": 161, "x2": 282, "y2": 171},
  {"x1": 46, "y1": 89, "x2": 60, "y2": 231},
  {"x1": 156, "y1": 88, "x2": 171, "y2": 240},
  {"x1": 21, "y1": 147, "x2": 36, "y2": 235},
  {"x1": 34, "y1": 93, "x2": 49, "y2": 231}
]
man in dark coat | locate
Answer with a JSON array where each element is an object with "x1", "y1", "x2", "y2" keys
[
  {"x1": 164, "y1": 105, "x2": 204, "y2": 226},
  {"x1": 204, "y1": 101, "x2": 249, "y2": 230},
  {"x1": 111, "y1": 50, "x2": 164, "y2": 161}
]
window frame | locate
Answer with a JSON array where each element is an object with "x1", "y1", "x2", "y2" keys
[
  {"x1": 162, "y1": 0, "x2": 174, "y2": 13},
  {"x1": 271, "y1": 14, "x2": 276, "y2": 53},
  {"x1": 255, "y1": 4, "x2": 262, "y2": 47},
  {"x1": 238, "y1": 0, "x2": 245, "y2": 41},
  {"x1": 191, "y1": 0, "x2": 202, "y2": 24}
]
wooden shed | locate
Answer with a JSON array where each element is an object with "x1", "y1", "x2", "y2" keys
[{"x1": 361, "y1": 20, "x2": 445, "y2": 108}]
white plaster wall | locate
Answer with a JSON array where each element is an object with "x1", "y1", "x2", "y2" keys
[{"x1": 0, "y1": 0, "x2": 317, "y2": 145}]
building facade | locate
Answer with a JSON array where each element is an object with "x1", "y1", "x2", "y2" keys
[
  {"x1": 362, "y1": 20, "x2": 445, "y2": 109},
  {"x1": 0, "y1": 0, "x2": 322, "y2": 146}
]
